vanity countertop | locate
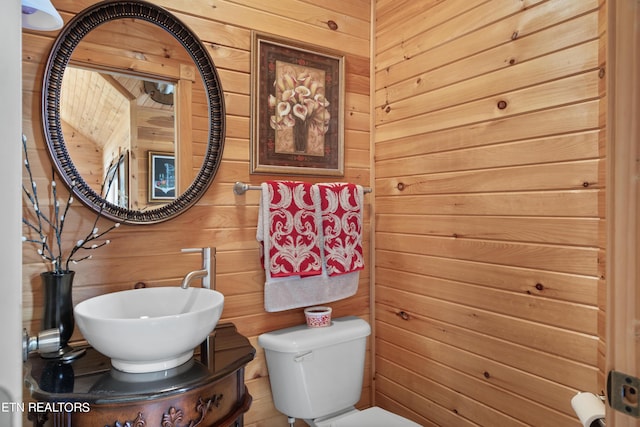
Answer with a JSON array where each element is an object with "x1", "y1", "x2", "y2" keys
[{"x1": 24, "y1": 322, "x2": 256, "y2": 404}]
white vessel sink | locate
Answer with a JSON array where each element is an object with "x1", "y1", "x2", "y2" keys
[{"x1": 74, "y1": 287, "x2": 224, "y2": 373}]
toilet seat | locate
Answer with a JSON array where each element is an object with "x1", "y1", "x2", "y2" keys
[{"x1": 320, "y1": 406, "x2": 422, "y2": 427}]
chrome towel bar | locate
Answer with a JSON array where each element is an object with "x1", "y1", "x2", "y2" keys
[{"x1": 233, "y1": 181, "x2": 372, "y2": 195}]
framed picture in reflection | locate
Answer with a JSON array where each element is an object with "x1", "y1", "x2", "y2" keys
[{"x1": 148, "y1": 151, "x2": 175, "y2": 202}]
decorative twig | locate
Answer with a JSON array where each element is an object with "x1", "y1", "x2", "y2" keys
[{"x1": 21, "y1": 134, "x2": 123, "y2": 273}]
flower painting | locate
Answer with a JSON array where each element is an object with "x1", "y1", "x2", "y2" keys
[
  {"x1": 270, "y1": 63, "x2": 329, "y2": 156},
  {"x1": 252, "y1": 33, "x2": 344, "y2": 176}
]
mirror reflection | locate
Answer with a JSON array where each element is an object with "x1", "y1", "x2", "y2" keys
[
  {"x1": 62, "y1": 15, "x2": 205, "y2": 212},
  {"x1": 61, "y1": 66, "x2": 178, "y2": 210},
  {"x1": 42, "y1": 1, "x2": 225, "y2": 224}
]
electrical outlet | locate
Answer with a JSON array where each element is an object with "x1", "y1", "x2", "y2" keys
[{"x1": 608, "y1": 370, "x2": 640, "y2": 417}]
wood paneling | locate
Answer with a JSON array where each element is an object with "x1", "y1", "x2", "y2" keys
[
  {"x1": 21, "y1": 1, "x2": 371, "y2": 426},
  {"x1": 22, "y1": 1, "x2": 614, "y2": 426},
  {"x1": 374, "y1": 1, "x2": 606, "y2": 426},
  {"x1": 605, "y1": 0, "x2": 640, "y2": 426}
]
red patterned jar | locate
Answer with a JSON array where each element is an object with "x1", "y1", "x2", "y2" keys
[{"x1": 304, "y1": 306, "x2": 332, "y2": 328}]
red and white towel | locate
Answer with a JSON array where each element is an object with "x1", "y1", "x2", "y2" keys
[
  {"x1": 258, "y1": 181, "x2": 364, "y2": 312},
  {"x1": 259, "y1": 181, "x2": 322, "y2": 278},
  {"x1": 317, "y1": 183, "x2": 364, "y2": 276}
]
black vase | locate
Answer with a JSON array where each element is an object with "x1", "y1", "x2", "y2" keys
[
  {"x1": 41, "y1": 271, "x2": 75, "y2": 351},
  {"x1": 293, "y1": 116, "x2": 309, "y2": 152}
]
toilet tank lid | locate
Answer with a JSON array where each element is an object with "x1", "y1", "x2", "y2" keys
[{"x1": 258, "y1": 316, "x2": 371, "y2": 353}]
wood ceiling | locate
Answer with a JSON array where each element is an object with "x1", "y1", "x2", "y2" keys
[{"x1": 60, "y1": 66, "x2": 173, "y2": 149}]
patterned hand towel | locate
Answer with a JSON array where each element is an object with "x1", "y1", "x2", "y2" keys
[
  {"x1": 258, "y1": 181, "x2": 322, "y2": 278},
  {"x1": 316, "y1": 183, "x2": 364, "y2": 276}
]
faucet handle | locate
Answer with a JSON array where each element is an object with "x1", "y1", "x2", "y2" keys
[
  {"x1": 181, "y1": 248, "x2": 212, "y2": 263},
  {"x1": 181, "y1": 247, "x2": 206, "y2": 254}
]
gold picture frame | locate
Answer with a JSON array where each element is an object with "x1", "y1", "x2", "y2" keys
[{"x1": 251, "y1": 32, "x2": 345, "y2": 176}]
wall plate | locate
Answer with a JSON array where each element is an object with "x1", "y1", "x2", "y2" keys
[{"x1": 608, "y1": 370, "x2": 640, "y2": 417}]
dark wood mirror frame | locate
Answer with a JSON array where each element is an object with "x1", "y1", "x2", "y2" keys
[{"x1": 42, "y1": 0, "x2": 225, "y2": 224}]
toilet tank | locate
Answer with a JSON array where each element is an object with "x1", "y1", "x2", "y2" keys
[{"x1": 258, "y1": 316, "x2": 371, "y2": 420}]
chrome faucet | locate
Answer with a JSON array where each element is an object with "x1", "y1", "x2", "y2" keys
[
  {"x1": 180, "y1": 247, "x2": 215, "y2": 289},
  {"x1": 180, "y1": 247, "x2": 217, "y2": 367}
]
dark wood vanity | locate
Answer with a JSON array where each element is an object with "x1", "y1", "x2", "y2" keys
[{"x1": 24, "y1": 323, "x2": 255, "y2": 427}]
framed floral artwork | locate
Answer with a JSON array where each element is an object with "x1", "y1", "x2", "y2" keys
[{"x1": 251, "y1": 32, "x2": 345, "y2": 176}]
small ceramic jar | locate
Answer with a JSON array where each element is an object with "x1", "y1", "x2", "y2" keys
[{"x1": 304, "y1": 306, "x2": 332, "y2": 328}]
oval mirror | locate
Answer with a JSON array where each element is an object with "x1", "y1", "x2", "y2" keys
[{"x1": 42, "y1": 0, "x2": 225, "y2": 224}]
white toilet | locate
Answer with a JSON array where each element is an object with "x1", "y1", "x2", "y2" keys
[{"x1": 258, "y1": 316, "x2": 422, "y2": 426}]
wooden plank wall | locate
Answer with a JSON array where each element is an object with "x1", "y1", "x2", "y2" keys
[
  {"x1": 21, "y1": 1, "x2": 371, "y2": 426},
  {"x1": 373, "y1": 1, "x2": 606, "y2": 426},
  {"x1": 606, "y1": 0, "x2": 640, "y2": 426}
]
